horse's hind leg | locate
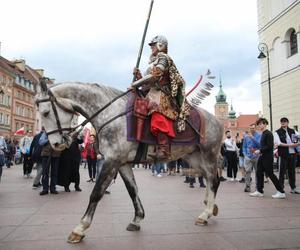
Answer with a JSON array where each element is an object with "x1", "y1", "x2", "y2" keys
[
  {"x1": 68, "y1": 161, "x2": 119, "y2": 244},
  {"x1": 196, "y1": 166, "x2": 220, "y2": 226},
  {"x1": 119, "y1": 165, "x2": 145, "y2": 231}
]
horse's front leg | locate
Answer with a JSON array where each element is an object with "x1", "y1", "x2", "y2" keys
[
  {"x1": 119, "y1": 165, "x2": 145, "y2": 231},
  {"x1": 68, "y1": 160, "x2": 119, "y2": 244}
]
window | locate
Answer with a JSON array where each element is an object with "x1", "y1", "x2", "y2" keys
[
  {"x1": 7, "y1": 96, "x2": 11, "y2": 106},
  {"x1": 290, "y1": 30, "x2": 298, "y2": 56},
  {"x1": 5, "y1": 114, "x2": 9, "y2": 125},
  {"x1": 16, "y1": 122, "x2": 19, "y2": 130},
  {"x1": 0, "y1": 113, "x2": 3, "y2": 124}
]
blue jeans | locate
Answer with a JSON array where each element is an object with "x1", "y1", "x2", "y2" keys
[
  {"x1": 155, "y1": 163, "x2": 164, "y2": 174},
  {"x1": 42, "y1": 156, "x2": 59, "y2": 192},
  {"x1": 96, "y1": 159, "x2": 105, "y2": 180}
]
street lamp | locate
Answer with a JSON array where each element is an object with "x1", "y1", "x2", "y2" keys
[{"x1": 258, "y1": 42, "x2": 273, "y2": 131}]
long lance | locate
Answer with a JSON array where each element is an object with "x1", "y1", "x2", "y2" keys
[{"x1": 132, "y1": 0, "x2": 154, "y2": 82}]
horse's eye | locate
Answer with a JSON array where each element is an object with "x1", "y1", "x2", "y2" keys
[{"x1": 43, "y1": 111, "x2": 50, "y2": 117}]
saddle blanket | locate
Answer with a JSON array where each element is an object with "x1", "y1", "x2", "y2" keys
[{"x1": 126, "y1": 93, "x2": 205, "y2": 145}]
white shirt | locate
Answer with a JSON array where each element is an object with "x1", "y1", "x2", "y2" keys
[{"x1": 224, "y1": 138, "x2": 238, "y2": 152}]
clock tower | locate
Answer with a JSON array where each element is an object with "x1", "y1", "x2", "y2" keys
[{"x1": 214, "y1": 79, "x2": 228, "y2": 120}]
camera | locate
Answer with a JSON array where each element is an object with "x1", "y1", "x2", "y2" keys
[{"x1": 292, "y1": 134, "x2": 300, "y2": 143}]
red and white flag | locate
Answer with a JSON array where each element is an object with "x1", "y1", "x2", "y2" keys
[{"x1": 14, "y1": 127, "x2": 25, "y2": 136}]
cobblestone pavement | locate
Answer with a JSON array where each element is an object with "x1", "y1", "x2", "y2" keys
[{"x1": 1, "y1": 164, "x2": 300, "y2": 250}]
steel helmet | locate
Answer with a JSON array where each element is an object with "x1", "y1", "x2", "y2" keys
[{"x1": 148, "y1": 35, "x2": 168, "y2": 52}]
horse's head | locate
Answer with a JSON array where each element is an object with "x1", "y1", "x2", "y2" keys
[{"x1": 35, "y1": 78, "x2": 79, "y2": 150}]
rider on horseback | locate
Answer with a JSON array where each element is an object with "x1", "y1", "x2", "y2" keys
[{"x1": 132, "y1": 35, "x2": 188, "y2": 160}]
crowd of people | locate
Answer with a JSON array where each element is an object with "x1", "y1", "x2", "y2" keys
[
  {"x1": 222, "y1": 117, "x2": 300, "y2": 199},
  {"x1": 0, "y1": 128, "x2": 109, "y2": 195},
  {"x1": 1, "y1": 116, "x2": 299, "y2": 200},
  {"x1": 139, "y1": 116, "x2": 300, "y2": 200}
]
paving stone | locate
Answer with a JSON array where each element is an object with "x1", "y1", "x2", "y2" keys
[{"x1": 0, "y1": 165, "x2": 300, "y2": 249}]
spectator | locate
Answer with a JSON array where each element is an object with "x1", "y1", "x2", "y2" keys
[
  {"x1": 96, "y1": 153, "x2": 105, "y2": 180},
  {"x1": 167, "y1": 160, "x2": 177, "y2": 175},
  {"x1": 30, "y1": 127, "x2": 45, "y2": 188},
  {"x1": 0, "y1": 148, "x2": 5, "y2": 182},
  {"x1": 0, "y1": 135, "x2": 7, "y2": 152},
  {"x1": 250, "y1": 118, "x2": 285, "y2": 199},
  {"x1": 39, "y1": 131, "x2": 62, "y2": 195},
  {"x1": 189, "y1": 175, "x2": 206, "y2": 188},
  {"x1": 178, "y1": 158, "x2": 191, "y2": 183},
  {"x1": 85, "y1": 134, "x2": 99, "y2": 182},
  {"x1": 224, "y1": 131, "x2": 239, "y2": 181},
  {"x1": 20, "y1": 130, "x2": 33, "y2": 178},
  {"x1": 154, "y1": 162, "x2": 164, "y2": 178},
  {"x1": 5, "y1": 140, "x2": 15, "y2": 168},
  {"x1": 236, "y1": 134, "x2": 245, "y2": 183},
  {"x1": 58, "y1": 133, "x2": 83, "y2": 192},
  {"x1": 274, "y1": 117, "x2": 300, "y2": 194},
  {"x1": 243, "y1": 123, "x2": 261, "y2": 192}
]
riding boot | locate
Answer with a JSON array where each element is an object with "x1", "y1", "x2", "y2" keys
[{"x1": 149, "y1": 132, "x2": 170, "y2": 160}]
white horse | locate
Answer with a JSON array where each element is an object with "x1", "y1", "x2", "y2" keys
[{"x1": 35, "y1": 80, "x2": 223, "y2": 243}]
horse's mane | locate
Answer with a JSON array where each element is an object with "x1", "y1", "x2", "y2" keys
[{"x1": 50, "y1": 82, "x2": 126, "y2": 100}]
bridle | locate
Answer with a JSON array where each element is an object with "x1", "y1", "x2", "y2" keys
[
  {"x1": 36, "y1": 87, "x2": 133, "y2": 138},
  {"x1": 35, "y1": 89, "x2": 77, "y2": 136}
]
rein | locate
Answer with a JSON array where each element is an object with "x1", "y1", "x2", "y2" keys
[
  {"x1": 36, "y1": 88, "x2": 132, "y2": 137},
  {"x1": 37, "y1": 75, "x2": 203, "y2": 138}
]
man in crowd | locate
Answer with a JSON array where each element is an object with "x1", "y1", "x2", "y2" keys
[
  {"x1": 243, "y1": 123, "x2": 261, "y2": 192},
  {"x1": 39, "y1": 131, "x2": 62, "y2": 195},
  {"x1": 250, "y1": 118, "x2": 285, "y2": 199},
  {"x1": 274, "y1": 117, "x2": 300, "y2": 194},
  {"x1": 20, "y1": 130, "x2": 33, "y2": 178}
]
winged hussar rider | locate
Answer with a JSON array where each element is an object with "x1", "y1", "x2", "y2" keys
[{"x1": 132, "y1": 35, "x2": 189, "y2": 160}]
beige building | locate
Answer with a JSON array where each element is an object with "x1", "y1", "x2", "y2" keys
[
  {"x1": 257, "y1": 0, "x2": 300, "y2": 131},
  {"x1": 0, "y1": 56, "x2": 52, "y2": 139}
]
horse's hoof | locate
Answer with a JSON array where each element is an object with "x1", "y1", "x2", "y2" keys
[
  {"x1": 126, "y1": 223, "x2": 141, "y2": 231},
  {"x1": 195, "y1": 218, "x2": 208, "y2": 226},
  {"x1": 213, "y1": 204, "x2": 219, "y2": 216},
  {"x1": 67, "y1": 232, "x2": 85, "y2": 244}
]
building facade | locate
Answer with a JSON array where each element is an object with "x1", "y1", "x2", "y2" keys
[
  {"x1": 257, "y1": 0, "x2": 300, "y2": 131},
  {"x1": 0, "y1": 57, "x2": 14, "y2": 138},
  {"x1": 0, "y1": 56, "x2": 50, "y2": 138}
]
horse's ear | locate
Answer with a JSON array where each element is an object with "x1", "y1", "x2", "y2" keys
[{"x1": 37, "y1": 77, "x2": 49, "y2": 95}]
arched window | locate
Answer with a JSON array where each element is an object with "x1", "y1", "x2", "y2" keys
[{"x1": 290, "y1": 30, "x2": 298, "y2": 56}]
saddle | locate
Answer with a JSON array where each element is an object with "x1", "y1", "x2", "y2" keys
[{"x1": 126, "y1": 92, "x2": 205, "y2": 145}]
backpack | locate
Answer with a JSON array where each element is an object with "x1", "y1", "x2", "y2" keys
[
  {"x1": 31, "y1": 133, "x2": 43, "y2": 163},
  {"x1": 220, "y1": 143, "x2": 226, "y2": 156}
]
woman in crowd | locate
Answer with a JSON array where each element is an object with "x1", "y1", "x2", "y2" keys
[{"x1": 58, "y1": 133, "x2": 83, "y2": 192}]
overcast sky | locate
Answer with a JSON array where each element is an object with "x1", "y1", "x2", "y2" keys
[{"x1": 1, "y1": 0, "x2": 262, "y2": 115}]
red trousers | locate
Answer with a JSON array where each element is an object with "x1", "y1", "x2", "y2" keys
[{"x1": 150, "y1": 112, "x2": 175, "y2": 138}]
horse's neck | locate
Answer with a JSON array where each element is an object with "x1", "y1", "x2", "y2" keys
[{"x1": 54, "y1": 83, "x2": 125, "y2": 130}]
